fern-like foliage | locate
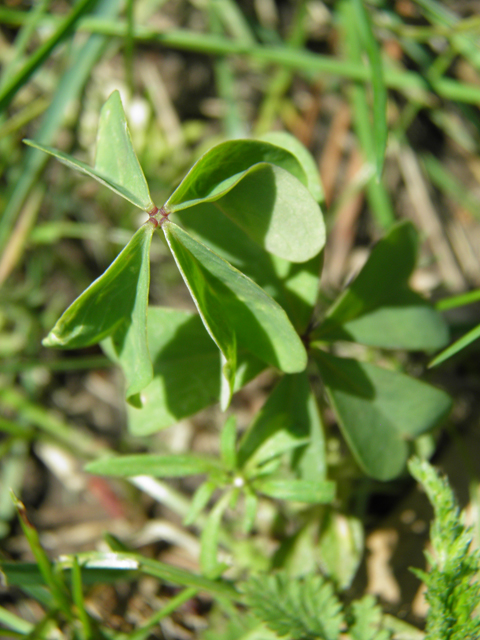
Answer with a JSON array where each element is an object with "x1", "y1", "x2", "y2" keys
[
  {"x1": 348, "y1": 595, "x2": 392, "y2": 640},
  {"x1": 408, "y1": 457, "x2": 480, "y2": 640},
  {"x1": 243, "y1": 572, "x2": 344, "y2": 640}
]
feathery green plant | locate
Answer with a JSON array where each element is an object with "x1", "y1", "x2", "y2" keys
[{"x1": 409, "y1": 457, "x2": 480, "y2": 640}]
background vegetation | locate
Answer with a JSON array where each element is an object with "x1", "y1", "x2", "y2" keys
[{"x1": 1, "y1": 0, "x2": 480, "y2": 637}]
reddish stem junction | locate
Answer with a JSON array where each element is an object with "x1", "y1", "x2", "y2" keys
[{"x1": 147, "y1": 205, "x2": 170, "y2": 228}]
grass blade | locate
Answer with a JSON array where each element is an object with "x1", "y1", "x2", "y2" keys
[
  {"x1": 341, "y1": 0, "x2": 395, "y2": 228},
  {"x1": 0, "y1": 606, "x2": 33, "y2": 635},
  {"x1": 71, "y1": 557, "x2": 93, "y2": 640},
  {"x1": 0, "y1": 0, "x2": 96, "y2": 113},
  {"x1": 201, "y1": 491, "x2": 232, "y2": 578},
  {"x1": 436, "y1": 289, "x2": 480, "y2": 312},
  {"x1": 0, "y1": 0, "x2": 123, "y2": 257},
  {"x1": 0, "y1": 0, "x2": 52, "y2": 89},
  {"x1": 128, "y1": 587, "x2": 198, "y2": 640},
  {"x1": 429, "y1": 322, "x2": 480, "y2": 368},
  {"x1": 2, "y1": 9, "x2": 480, "y2": 104},
  {"x1": 422, "y1": 153, "x2": 480, "y2": 220},
  {"x1": 352, "y1": 0, "x2": 388, "y2": 179},
  {"x1": 11, "y1": 494, "x2": 72, "y2": 619}
]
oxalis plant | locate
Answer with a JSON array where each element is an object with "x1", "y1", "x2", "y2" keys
[{"x1": 4, "y1": 91, "x2": 461, "y2": 637}]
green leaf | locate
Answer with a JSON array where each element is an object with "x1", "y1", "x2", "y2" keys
[
  {"x1": 260, "y1": 131, "x2": 324, "y2": 203},
  {"x1": 184, "y1": 481, "x2": 217, "y2": 526},
  {"x1": 200, "y1": 491, "x2": 232, "y2": 578},
  {"x1": 254, "y1": 478, "x2": 335, "y2": 504},
  {"x1": 238, "y1": 372, "x2": 326, "y2": 480},
  {"x1": 243, "y1": 572, "x2": 344, "y2": 640},
  {"x1": 2, "y1": 552, "x2": 238, "y2": 600},
  {"x1": 314, "y1": 221, "x2": 449, "y2": 351},
  {"x1": 164, "y1": 222, "x2": 307, "y2": 402},
  {"x1": 24, "y1": 92, "x2": 154, "y2": 212},
  {"x1": 44, "y1": 223, "x2": 154, "y2": 403},
  {"x1": 94, "y1": 90, "x2": 154, "y2": 211},
  {"x1": 0, "y1": 560, "x2": 137, "y2": 589},
  {"x1": 243, "y1": 489, "x2": 258, "y2": 534},
  {"x1": 318, "y1": 511, "x2": 364, "y2": 590},
  {"x1": 429, "y1": 322, "x2": 480, "y2": 367},
  {"x1": 212, "y1": 163, "x2": 325, "y2": 263},
  {"x1": 85, "y1": 454, "x2": 224, "y2": 478},
  {"x1": 167, "y1": 139, "x2": 325, "y2": 263},
  {"x1": 167, "y1": 139, "x2": 307, "y2": 208},
  {"x1": 352, "y1": 0, "x2": 388, "y2": 180},
  {"x1": 349, "y1": 595, "x2": 391, "y2": 640},
  {"x1": 126, "y1": 307, "x2": 265, "y2": 436},
  {"x1": 313, "y1": 350, "x2": 452, "y2": 480},
  {"x1": 173, "y1": 204, "x2": 322, "y2": 334},
  {"x1": 221, "y1": 416, "x2": 238, "y2": 471}
]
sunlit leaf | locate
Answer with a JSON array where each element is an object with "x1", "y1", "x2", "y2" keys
[
  {"x1": 173, "y1": 204, "x2": 322, "y2": 334},
  {"x1": 238, "y1": 372, "x2": 326, "y2": 481},
  {"x1": 253, "y1": 478, "x2": 335, "y2": 504},
  {"x1": 24, "y1": 92, "x2": 154, "y2": 211},
  {"x1": 314, "y1": 221, "x2": 449, "y2": 351},
  {"x1": 164, "y1": 222, "x2": 307, "y2": 403},
  {"x1": 44, "y1": 223, "x2": 154, "y2": 403},
  {"x1": 85, "y1": 454, "x2": 224, "y2": 478},
  {"x1": 126, "y1": 307, "x2": 265, "y2": 436},
  {"x1": 260, "y1": 131, "x2": 324, "y2": 203},
  {"x1": 167, "y1": 140, "x2": 325, "y2": 263},
  {"x1": 94, "y1": 90, "x2": 154, "y2": 211},
  {"x1": 314, "y1": 350, "x2": 451, "y2": 480},
  {"x1": 166, "y1": 139, "x2": 307, "y2": 208}
]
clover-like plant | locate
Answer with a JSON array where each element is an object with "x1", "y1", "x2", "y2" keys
[{"x1": 29, "y1": 91, "x2": 451, "y2": 509}]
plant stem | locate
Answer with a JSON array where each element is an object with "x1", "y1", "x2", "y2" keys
[{"x1": 2, "y1": 9, "x2": 480, "y2": 104}]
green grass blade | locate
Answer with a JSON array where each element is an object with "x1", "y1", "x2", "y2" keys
[
  {"x1": 11, "y1": 494, "x2": 72, "y2": 619},
  {"x1": 0, "y1": 606, "x2": 33, "y2": 635},
  {"x1": 415, "y1": 0, "x2": 480, "y2": 73},
  {"x1": 128, "y1": 587, "x2": 198, "y2": 640},
  {"x1": 71, "y1": 557, "x2": 93, "y2": 640},
  {"x1": 352, "y1": 0, "x2": 388, "y2": 179},
  {"x1": 208, "y1": 5, "x2": 245, "y2": 138},
  {"x1": 2, "y1": 9, "x2": 480, "y2": 104},
  {"x1": 200, "y1": 491, "x2": 232, "y2": 578},
  {"x1": 341, "y1": 1, "x2": 395, "y2": 228},
  {"x1": 0, "y1": 355, "x2": 111, "y2": 375},
  {"x1": 0, "y1": 0, "x2": 96, "y2": 113},
  {"x1": 211, "y1": 0, "x2": 256, "y2": 45},
  {"x1": 254, "y1": 0, "x2": 308, "y2": 135},
  {"x1": 0, "y1": 387, "x2": 107, "y2": 459},
  {"x1": 422, "y1": 153, "x2": 480, "y2": 220},
  {"x1": 0, "y1": 0, "x2": 123, "y2": 256},
  {"x1": 125, "y1": 0, "x2": 135, "y2": 89},
  {"x1": 0, "y1": 440, "x2": 28, "y2": 538},
  {"x1": 429, "y1": 322, "x2": 480, "y2": 368},
  {"x1": 0, "y1": 0, "x2": 52, "y2": 88},
  {"x1": 436, "y1": 289, "x2": 480, "y2": 312},
  {"x1": 220, "y1": 415, "x2": 237, "y2": 471},
  {"x1": 254, "y1": 478, "x2": 335, "y2": 503},
  {"x1": 130, "y1": 553, "x2": 239, "y2": 599}
]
